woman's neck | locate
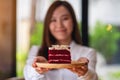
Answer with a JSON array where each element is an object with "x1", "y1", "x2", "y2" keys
[{"x1": 57, "y1": 38, "x2": 72, "y2": 45}]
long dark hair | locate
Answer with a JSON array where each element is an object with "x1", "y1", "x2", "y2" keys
[{"x1": 37, "y1": 1, "x2": 82, "y2": 59}]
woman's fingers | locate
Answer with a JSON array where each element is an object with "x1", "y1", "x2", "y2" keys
[
  {"x1": 67, "y1": 68, "x2": 76, "y2": 73},
  {"x1": 32, "y1": 56, "x2": 48, "y2": 67},
  {"x1": 67, "y1": 65, "x2": 88, "y2": 76},
  {"x1": 32, "y1": 63, "x2": 37, "y2": 68},
  {"x1": 32, "y1": 58, "x2": 38, "y2": 68},
  {"x1": 35, "y1": 56, "x2": 48, "y2": 63},
  {"x1": 80, "y1": 65, "x2": 88, "y2": 71},
  {"x1": 77, "y1": 70, "x2": 85, "y2": 76},
  {"x1": 77, "y1": 57, "x2": 89, "y2": 64},
  {"x1": 35, "y1": 67, "x2": 49, "y2": 74},
  {"x1": 76, "y1": 67, "x2": 86, "y2": 76}
]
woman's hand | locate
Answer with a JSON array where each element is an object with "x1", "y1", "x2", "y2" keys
[
  {"x1": 68, "y1": 57, "x2": 89, "y2": 77},
  {"x1": 32, "y1": 56, "x2": 50, "y2": 74}
]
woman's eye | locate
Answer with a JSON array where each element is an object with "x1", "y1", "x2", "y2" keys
[
  {"x1": 51, "y1": 19, "x2": 56, "y2": 22},
  {"x1": 63, "y1": 17, "x2": 69, "y2": 20}
]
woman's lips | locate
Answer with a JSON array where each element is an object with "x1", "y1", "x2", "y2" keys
[{"x1": 56, "y1": 29, "x2": 66, "y2": 32}]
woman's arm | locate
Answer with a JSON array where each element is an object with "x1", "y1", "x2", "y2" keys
[{"x1": 23, "y1": 46, "x2": 45, "y2": 80}]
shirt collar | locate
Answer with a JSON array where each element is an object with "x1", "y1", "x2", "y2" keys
[{"x1": 69, "y1": 40, "x2": 76, "y2": 47}]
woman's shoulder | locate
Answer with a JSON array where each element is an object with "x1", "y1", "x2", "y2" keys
[
  {"x1": 74, "y1": 42, "x2": 96, "y2": 53},
  {"x1": 79, "y1": 45, "x2": 95, "y2": 51},
  {"x1": 71, "y1": 41, "x2": 97, "y2": 60}
]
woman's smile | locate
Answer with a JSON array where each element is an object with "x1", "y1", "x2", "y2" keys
[{"x1": 56, "y1": 29, "x2": 66, "y2": 33}]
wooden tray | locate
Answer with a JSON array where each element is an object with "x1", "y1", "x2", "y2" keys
[{"x1": 36, "y1": 61, "x2": 86, "y2": 69}]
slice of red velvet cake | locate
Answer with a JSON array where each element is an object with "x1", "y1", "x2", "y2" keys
[{"x1": 48, "y1": 45, "x2": 71, "y2": 64}]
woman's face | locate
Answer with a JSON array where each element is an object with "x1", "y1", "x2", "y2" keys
[{"x1": 49, "y1": 6, "x2": 73, "y2": 42}]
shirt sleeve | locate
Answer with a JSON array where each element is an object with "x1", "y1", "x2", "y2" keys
[
  {"x1": 77, "y1": 49, "x2": 98, "y2": 80},
  {"x1": 23, "y1": 46, "x2": 45, "y2": 80}
]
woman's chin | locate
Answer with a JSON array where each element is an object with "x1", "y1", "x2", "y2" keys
[
  {"x1": 56, "y1": 38, "x2": 71, "y2": 42},
  {"x1": 56, "y1": 38, "x2": 67, "y2": 41}
]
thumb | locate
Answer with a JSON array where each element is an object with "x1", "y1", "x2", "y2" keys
[{"x1": 77, "y1": 57, "x2": 89, "y2": 63}]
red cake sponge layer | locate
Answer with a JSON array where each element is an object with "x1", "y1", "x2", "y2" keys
[{"x1": 48, "y1": 45, "x2": 71, "y2": 64}]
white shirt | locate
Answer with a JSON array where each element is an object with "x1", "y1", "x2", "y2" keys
[{"x1": 24, "y1": 41, "x2": 98, "y2": 80}]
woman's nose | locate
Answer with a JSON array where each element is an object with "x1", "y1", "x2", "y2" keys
[{"x1": 57, "y1": 20, "x2": 63, "y2": 28}]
